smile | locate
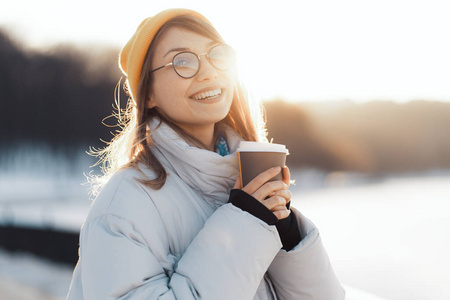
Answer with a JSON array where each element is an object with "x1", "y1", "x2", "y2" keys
[{"x1": 192, "y1": 89, "x2": 222, "y2": 100}]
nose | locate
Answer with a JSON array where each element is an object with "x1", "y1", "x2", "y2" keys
[{"x1": 195, "y1": 54, "x2": 218, "y2": 81}]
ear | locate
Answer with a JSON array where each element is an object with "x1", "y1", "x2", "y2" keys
[{"x1": 147, "y1": 97, "x2": 157, "y2": 109}]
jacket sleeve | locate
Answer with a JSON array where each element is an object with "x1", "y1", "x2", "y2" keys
[
  {"x1": 74, "y1": 204, "x2": 283, "y2": 300},
  {"x1": 267, "y1": 207, "x2": 346, "y2": 300}
]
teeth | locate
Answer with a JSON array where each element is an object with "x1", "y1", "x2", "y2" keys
[{"x1": 193, "y1": 89, "x2": 222, "y2": 100}]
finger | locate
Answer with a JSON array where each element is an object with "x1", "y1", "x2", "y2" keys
[
  {"x1": 273, "y1": 209, "x2": 291, "y2": 220},
  {"x1": 272, "y1": 189, "x2": 292, "y2": 204},
  {"x1": 243, "y1": 166, "x2": 281, "y2": 195},
  {"x1": 271, "y1": 204, "x2": 287, "y2": 212},
  {"x1": 253, "y1": 180, "x2": 288, "y2": 201},
  {"x1": 233, "y1": 176, "x2": 241, "y2": 189},
  {"x1": 262, "y1": 196, "x2": 287, "y2": 211},
  {"x1": 283, "y1": 166, "x2": 290, "y2": 187}
]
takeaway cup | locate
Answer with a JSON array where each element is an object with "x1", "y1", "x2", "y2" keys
[{"x1": 237, "y1": 141, "x2": 289, "y2": 188}]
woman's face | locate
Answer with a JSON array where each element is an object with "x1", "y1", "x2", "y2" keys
[{"x1": 148, "y1": 27, "x2": 236, "y2": 135}]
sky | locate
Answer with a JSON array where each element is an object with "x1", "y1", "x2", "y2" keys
[{"x1": 1, "y1": 0, "x2": 450, "y2": 103}]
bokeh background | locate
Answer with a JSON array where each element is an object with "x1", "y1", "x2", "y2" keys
[{"x1": 1, "y1": 1, "x2": 449, "y2": 299}]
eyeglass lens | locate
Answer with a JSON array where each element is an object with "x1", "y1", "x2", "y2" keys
[{"x1": 172, "y1": 44, "x2": 234, "y2": 78}]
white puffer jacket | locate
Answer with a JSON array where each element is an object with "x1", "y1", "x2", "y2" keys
[{"x1": 67, "y1": 120, "x2": 345, "y2": 300}]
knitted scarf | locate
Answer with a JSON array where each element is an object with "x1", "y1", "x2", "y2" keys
[{"x1": 149, "y1": 118, "x2": 241, "y2": 208}]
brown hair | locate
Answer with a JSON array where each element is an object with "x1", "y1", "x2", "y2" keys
[{"x1": 89, "y1": 15, "x2": 265, "y2": 196}]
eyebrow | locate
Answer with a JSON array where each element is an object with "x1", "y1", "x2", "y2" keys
[
  {"x1": 163, "y1": 41, "x2": 218, "y2": 58},
  {"x1": 164, "y1": 47, "x2": 190, "y2": 58}
]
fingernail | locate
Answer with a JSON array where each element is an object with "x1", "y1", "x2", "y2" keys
[{"x1": 273, "y1": 166, "x2": 281, "y2": 172}]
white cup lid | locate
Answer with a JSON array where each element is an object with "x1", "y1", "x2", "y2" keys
[{"x1": 237, "y1": 141, "x2": 289, "y2": 154}]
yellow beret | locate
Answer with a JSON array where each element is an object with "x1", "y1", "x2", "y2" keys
[{"x1": 119, "y1": 8, "x2": 211, "y2": 100}]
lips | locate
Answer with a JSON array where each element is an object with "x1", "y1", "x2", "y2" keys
[{"x1": 191, "y1": 88, "x2": 222, "y2": 100}]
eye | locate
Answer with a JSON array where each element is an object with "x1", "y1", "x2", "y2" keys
[
  {"x1": 173, "y1": 52, "x2": 198, "y2": 68},
  {"x1": 174, "y1": 58, "x2": 189, "y2": 66},
  {"x1": 209, "y1": 44, "x2": 235, "y2": 70}
]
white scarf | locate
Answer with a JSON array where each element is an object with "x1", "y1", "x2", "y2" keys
[{"x1": 149, "y1": 118, "x2": 242, "y2": 208}]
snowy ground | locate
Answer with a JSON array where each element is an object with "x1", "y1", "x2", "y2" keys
[
  {"x1": 0, "y1": 249, "x2": 72, "y2": 300},
  {"x1": 289, "y1": 171, "x2": 450, "y2": 300},
  {"x1": 1, "y1": 169, "x2": 449, "y2": 299}
]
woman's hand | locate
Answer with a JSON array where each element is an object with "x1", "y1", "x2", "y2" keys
[{"x1": 233, "y1": 166, "x2": 291, "y2": 220}]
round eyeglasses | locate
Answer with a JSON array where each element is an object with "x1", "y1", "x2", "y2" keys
[{"x1": 150, "y1": 44, "x2": 235, "y2": 79}]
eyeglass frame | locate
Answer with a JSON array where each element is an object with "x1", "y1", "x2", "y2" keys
[{"x1": 150, "y1": 44, "x2": 235, "y2": 79}]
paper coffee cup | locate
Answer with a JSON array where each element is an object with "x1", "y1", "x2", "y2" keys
[{"x1": 237, "y1": 141, "x2": 289, "y2": 188}]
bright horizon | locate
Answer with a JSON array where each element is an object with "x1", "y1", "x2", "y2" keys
[{"x1": 2, "y1": 0, "x2": 450, "y2": 103}]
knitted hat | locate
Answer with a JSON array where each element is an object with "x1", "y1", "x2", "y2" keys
[{"x1": 119, "y1": 8, "x2": 211, "y2": 100}]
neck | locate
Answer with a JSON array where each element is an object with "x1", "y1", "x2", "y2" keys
[{"x1": 179, "y1": 123, "x2": 216, "y2": 151}]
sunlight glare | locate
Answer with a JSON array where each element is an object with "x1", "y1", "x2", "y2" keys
[{"x1": 1, "y1": 0, "x2": 449, "y2": 103}]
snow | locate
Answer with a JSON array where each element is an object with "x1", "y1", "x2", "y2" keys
[
  {"x1": 0, "y1": 249, "x2": 73, "y2": 300},
  {"x1": 0, "y1": 201, "x2": 89, "y2": 232},
  {"x1": 290, "y1": 172, "x2": 450, "y2": 300},
  {"x1": 1, "y1": 169, "x2": 449, "y2": 299}
]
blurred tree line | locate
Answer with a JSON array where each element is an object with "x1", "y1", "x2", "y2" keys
[
  {"x1": 0, "y1": 29, "x2": 122, "y2": 155},
  {"x1": 2, "y1": 28, "x2": 450, "y2": 174},
  {"x1": 265, "y1": 100, "x2": 450, "y2": 174}
]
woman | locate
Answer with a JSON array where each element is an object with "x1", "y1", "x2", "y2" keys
[{"x1": 67, "y1": 8, "x2": 345, "y2": 300}]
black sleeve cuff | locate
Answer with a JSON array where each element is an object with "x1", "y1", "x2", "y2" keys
[
  {"x1": 229, "y1": 189, "x2": 302, "y2": 251},
  {"x1": 229, "y1": 189, "x2": 278, "y2": 225},
  {"x1": 275, "y1": 211, "x2": 302, "y2": 251}
]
